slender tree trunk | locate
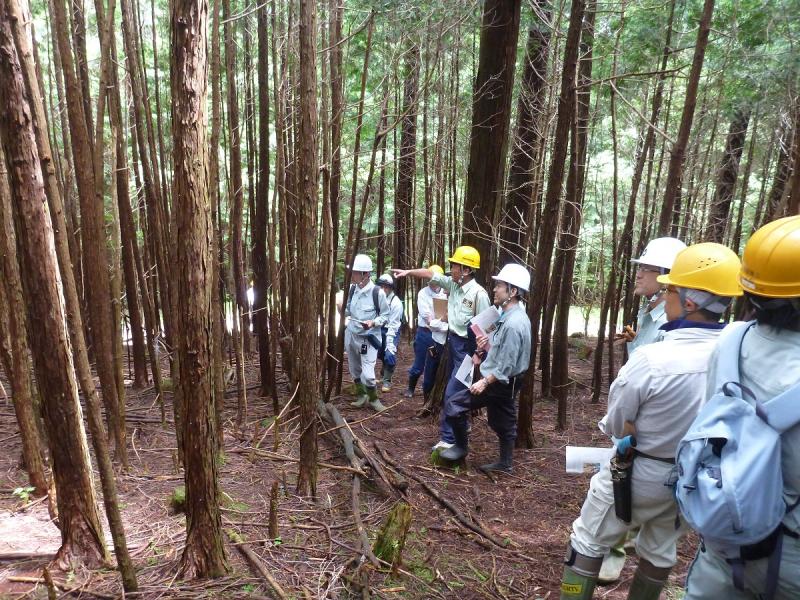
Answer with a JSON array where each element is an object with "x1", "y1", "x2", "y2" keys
[
  {"x1": 0, "y1": 12, "x2": 107, "y2": 568},
  {"x1": 657, "y1": 0, "x2": 715, "y2": 234},
  {"x1": 394, "y1": 43, "x2": 419, "y2": 299},
  {"x1": 171, "y1": 0, "x2": 227, "y2": 577},
  {"x1": 705, "y1": 107, "x2": 751, "y2": 241},
  {"x1": 499, "y1": 19, "x2": 550, "y2": 267},
  {"x1": 461, "y1": 0, "x2": 522, "y2": 279},
  {"x1": 294, "y1": 0, "x2": 320, "y2": 498},
  {"x1": 552, "y1": 1, "x2": 595, "y2": 431},
  {"x1": 5, "y1": 0, "x2": 138, "y2": 588},
  {"x1": 0, "y1": 147, "x2": 48, "y2": 497}
]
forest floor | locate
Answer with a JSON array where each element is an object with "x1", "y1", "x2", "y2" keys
[{"x1": 0, "y1": 336, "x2": 694, "y2": 599}]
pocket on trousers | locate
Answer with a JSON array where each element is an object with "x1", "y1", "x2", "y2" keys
[{"x1": 580, "y1": 479, "x2": 616, "y2": 537}]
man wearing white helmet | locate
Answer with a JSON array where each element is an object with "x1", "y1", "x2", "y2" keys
[
  {"x1": 620, "y1": 237, "x2": 686, "y2": 355},
  {"x1": 439, "y1": 264, "x2": 532, "y2": 473},
  {"x1": 376, "y1": 274, "x2": 404, "y2": 392},
  {"x1": 345, "y1": 254, "x2": 390, "y2": 412}
]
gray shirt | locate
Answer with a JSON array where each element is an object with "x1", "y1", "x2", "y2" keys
[
  {"x1": 479, "y1": 303, "x2": 531, "y2": 384},
  {"x1": 628, "y1": 300, "x2": 667, "y2": 356},
  {"x1": 345, "y1": 281, "x2": 389, "y2": 338}
]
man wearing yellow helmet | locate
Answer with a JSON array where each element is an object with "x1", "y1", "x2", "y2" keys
[
  {"x1": 403, "y1": 265, "x2": 449, "y2": 399},
  {"x1": 684, "y1": 216, "x2": 800, "y2": 600},
  {"x1": 393, "y1": 245, "x2": 491, "y2": 451},
  {"x1": 561, "y1": 243, "x2": 742, "y2": 600}
]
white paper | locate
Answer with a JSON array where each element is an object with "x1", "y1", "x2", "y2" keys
[
  {"x1": 454, "y1": 354, "x2": 475, "y2": 388},
  {"x1": 565, "y1": 445, "x2": 615, "y2": 474},
  {"x1": 470, "y1": 306, "x2": 500, "y2": 333}
]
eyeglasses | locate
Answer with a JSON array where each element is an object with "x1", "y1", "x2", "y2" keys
[{"x1": 636, "y1": 265, "x2": 662, "y2": 274}]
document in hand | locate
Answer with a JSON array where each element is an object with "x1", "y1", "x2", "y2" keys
[
  {"x1": 469, "y1": 306, "x2": 501, "y2": 347},
  {"x1": 454, "y1": 354, "x2": 475, "y2": 387},
  {"x1": 432, "y1": 298, "x2": 448, "y2": 321}
]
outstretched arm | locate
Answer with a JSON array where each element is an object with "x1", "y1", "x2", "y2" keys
[{"x1": 392, "y1": 267, "x2": 434, "y2": 280}]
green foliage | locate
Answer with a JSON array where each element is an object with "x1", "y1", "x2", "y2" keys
[
  {"x1": 168, "y1": 486, "x2": 186, "y2": 514},
  {"x1": 12, "y1": 486, "x2": 35, "y2": 504}
]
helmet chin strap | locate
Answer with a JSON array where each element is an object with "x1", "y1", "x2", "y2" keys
[{"x1": 358, "y1": 272, "x2": 370, "y2": 287}]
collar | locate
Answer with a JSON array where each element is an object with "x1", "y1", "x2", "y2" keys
[
  {"x1": 499, "y1": 302, "x2": 521, "y2": 321},
  {"x1": 659, "y1": 319, "x2": 725, "y2": 332},
  {"x1": 644, "y1": 300, "x2": 666, "y2": 321},
  {"x1": 460, "y1": 278, "x2": 477, "y2": 293}
]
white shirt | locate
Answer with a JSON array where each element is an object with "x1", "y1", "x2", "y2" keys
[
  {"x1": 416, "y1": 285, "x2": 448, "y2": 344},
  {"x1": 384, "y1": 292, "x2": 404, "y2": 353},
  {"x1": 705, "y1": 322, "x2": 800, "y2": 532},
  {"x1": 608, "y1": 325, "x2": 723, "y2": 497}
]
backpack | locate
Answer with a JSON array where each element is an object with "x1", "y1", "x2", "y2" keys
[
  {"x1": 675, "y1": 320, "x2": 800, "y2": 592},
  {"x1": 348, "y1": 284, "x2": 380, "y2": 317}
]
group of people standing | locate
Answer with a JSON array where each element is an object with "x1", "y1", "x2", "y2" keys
[
  {"x1": 342, "y1": 215, "x2": 800, "y2": 599},
  {"x1": 344, "y1": 246, "x2": 532, "y2": 473}
]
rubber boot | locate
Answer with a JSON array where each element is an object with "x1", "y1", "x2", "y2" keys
[
  {"x1": 440, "y1": 417, "x2": 468, "y2": 462},
  {"x1": 403, "y1": 374, "x2": 420, "y2": 398},
  {"x1": 627, "y1": 559, "x2": 670, "y2": 600},
  {"x1": 367, "y1": 386, "x2": 386, "y2": 412},
  {"x1": 381, "y1": 364, "x2": 395, "y2": 392},
  {"x1": 350, "y1": 381, "x2": 369, "y2": 408},
  {"x1": 480, "y1": 438, "x2": 514, "y2": 473},
  {"x1": 561, "y1": 545, "x2": 602, "y2": 600}
]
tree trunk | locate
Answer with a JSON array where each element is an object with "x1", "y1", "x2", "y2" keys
[
  {"x1": 461, "y1": 0, "x2": 522, "y2": 279},
  {"x1": 499, "y1": 19, "x2": 550, "y2": 268},
  {"x1": 294, "y1": 0, "x2": 319, "y2": 498},
  {"x1": 705, "y1": 108, "x2": 751, "y2": 241},
  {"x1": 657, "y1": 0, "x2": 715, "y2": 235},
  {"x1": 52, "y1": 0, "x2": 128, "y2": 467},
  {"x1": 0, "y1": 147, "x2": 48, "y2": 497},
  {"x1": 394, "y1": 43, "x2": 419, "y2": 299},
  {"x1": 171, "y1": 0, "x2": 227, "y2": 577},
  {"x1": 0, "y1": 12, "x2": 107, "y2": 568},
  {"x1": 552, "y1": 0, "x2": 595, "y2": 431}
]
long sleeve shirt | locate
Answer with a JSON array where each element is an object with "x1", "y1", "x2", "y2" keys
[
  {"x1": 345, "y1": 281, "x2": 389, "y2": 339},
  {"x1": 704, "y1": 322, "x2": 800, "y2": 533},
  {"x1": 384, "y1": 292, "x2": 404, "y2": 352},
  {"x1": 607, "y1": 324, "x2": 723, "y2": 496},
  {"x1": 627, "y1": 301, "x2": 667, "y2": 355},
  {"x1": 417, "y1": 285, "x2": 449, "y2": 345},
  {"x1": 429, "y1": 274, "x2": 490, "y2": 338},
  {"x1": 479, "y1": 303, "x2": 531, "y2": 384}
]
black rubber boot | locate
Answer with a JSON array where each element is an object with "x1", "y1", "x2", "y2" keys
[
  {"x1": 403, "y1": 374, "x2": 420, "y2": 398},
  {"x1": 480, "y1": 438, "x2": 514, "y2": 473},
  {"x1": 440, "y1": 418, "x2": 468, "y2": 462}
]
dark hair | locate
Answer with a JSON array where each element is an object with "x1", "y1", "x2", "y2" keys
[
  {"x1": 747, "y1": 292, "x2": 800, "y2": 331},
  {"x1": 698, "y1": 308, "x2": 723, "y2": 322}
]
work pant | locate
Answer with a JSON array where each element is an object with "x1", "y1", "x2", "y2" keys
[
  {"x1": 408, "y1": 327, "x2": 443, "y2": 394},
  {"x1": 570, "y1": 461, "x2": 687, "y2": 569},
  {"x1": 444, "y1": 380, "x2": 518, "y2": 444},
  {"x1": 440, "y1": 334, "x2": 470, "y2": 444},
  {"x1": 345, "y1": 329, "x2": 378, "y2": 388},
  {"x1": 683, "y1": 529, "x2": 800, "y2": 600}
]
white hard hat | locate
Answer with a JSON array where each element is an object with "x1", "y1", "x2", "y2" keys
[
  {"x1": 631, "y1": 237, "x2": 686, "y2": 271},
  {"x1": 351, "y1": 254, "x2": 373, "y2": 272},
  {"x1": 491, "y1": 263, "x2": 531, "y2": 292},
  {"x1": 377, "y1": 274, "x2": 394, "y2": 287}
]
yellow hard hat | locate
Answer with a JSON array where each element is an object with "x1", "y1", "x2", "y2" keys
[
  {"x1": 657, "y1": 242, "x2": 743, "y2": 297},
  {"x1": 740, "y1": 216, "x2": 800, "y2": 298},
  {"x1": 429, "y1": 264, "x2": 444, "y2": 276},
  {"x1": 448, "y1": 246, "x2": 480, "y2": 269}
]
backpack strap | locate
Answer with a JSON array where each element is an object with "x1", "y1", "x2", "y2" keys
[
  {"x1": 372, "y1": 286, "x2": 380, "y2": 316},
  {"x1": 762, "y1": 380, "x2": 800, "y2": 433},
  {"x1": 347, "y1": 284, "x2": 356, "y2": 312},
  {"x1": 715, "y1": 320, "x2": 756, "y2": 396}
]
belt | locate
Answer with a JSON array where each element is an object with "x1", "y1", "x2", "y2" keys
[{"x1": 633, "y1": 449, "x2": 675, "y2": 464}]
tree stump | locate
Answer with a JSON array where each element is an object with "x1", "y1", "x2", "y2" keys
[{"x1": 372, "y1": 501, "x2": 412, "y2": 573}]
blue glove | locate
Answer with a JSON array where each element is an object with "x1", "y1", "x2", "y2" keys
[
  {"x1": 384, "y1": 350, "x2": 396, "y2": 367},
  {"x1": 615, "y1": 435, "x2": 637, "y2": 457}
]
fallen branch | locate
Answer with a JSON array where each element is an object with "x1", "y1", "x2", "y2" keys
[
  {"x1": 226, "y1": 530, "x2": 289, "y2": 599},
  {"x1": 352, "y1": 475, "x2": 381, "y2": 568},
  {"x1": 8, "y1": 576, "x2": 114, "y2": 599},
  {"x1": 375, "y1": 445, "x2": 508, "y2": 549}
]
